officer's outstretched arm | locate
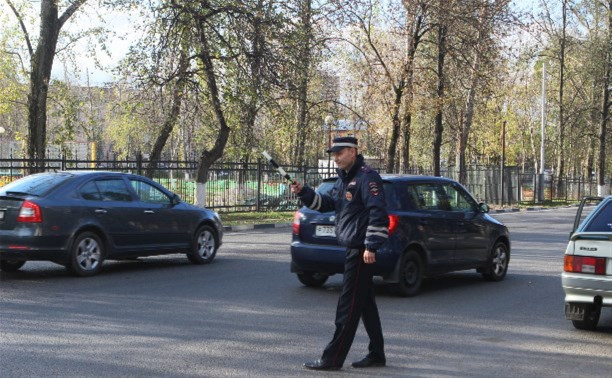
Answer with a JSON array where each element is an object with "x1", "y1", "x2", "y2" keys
[
  {"x1": 296, "y1": 185, "x2": 335, "y2": 213},
  {"x1": 362, "y1": 175, "x2": 390, "y2": 252}
]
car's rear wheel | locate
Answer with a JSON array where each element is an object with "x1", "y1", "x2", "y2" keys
[
  {"x1": 571, "y1": 303, "x2": 601, "y2": 330},
  {"x1": 393, "y1": 250, "x2": 423, "y2": 297},
  {"x1": 66, "y1": 232, "x2": 105, "y2": 277},
  {"x1": 188, "y1": 225, "x2": 218, "y2": 264},
  {"x1": 0, "y1": 259, "x2": 26, "y2": 272},
  {"x1": 297, "y1": 272, "x2": 328, "y2": 287},
  {"x1": 482, "y1": 241, "x2": 509, "y2": 281}
]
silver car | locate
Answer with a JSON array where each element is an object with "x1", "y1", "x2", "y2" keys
[{"x1": 562, "y1": 196, "x2": 612, "y2": 330}]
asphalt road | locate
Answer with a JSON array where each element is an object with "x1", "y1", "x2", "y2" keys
[{"x1": 1, "y1": 207, "x2": 611, "y2": 377}]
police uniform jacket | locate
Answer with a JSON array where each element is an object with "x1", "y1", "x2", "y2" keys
[{"x1": 298, "y1": 155, "x2": 389, "y2": 252}]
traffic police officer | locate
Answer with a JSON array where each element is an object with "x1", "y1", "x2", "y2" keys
[{"x1": 290, "y1": 136, "x2": 389, "y2": 370}]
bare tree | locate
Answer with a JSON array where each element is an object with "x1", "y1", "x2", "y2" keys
[
  {"x1": 5, "y1": 0, "x2": 87, "y2": 171},
  {"x1": 598, "y1": 0, "x2": 611, "y2": 195}
]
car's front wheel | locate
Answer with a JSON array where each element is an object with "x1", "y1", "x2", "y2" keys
[
  {"x1": 66, "y1": 232, "x2": 105, "y2": 277},
  {"x1": 0, "y1": 259, "x2": 26, "y2": 272},
  {"x1": 482, "y1": 241, "x2": 509, "y2": 281},
  {"x1": 297, "y1": 272, "x2": 328, "y2": 287},
  {"x1": 188, "y1": 225, "x2": 218, "y2": 264},
  {"x1": 393, "y1": 250, "x2": 423, "y2": 297},
  {"x1": 571, "y1": 303, "x2": 601, "y2": 330}
]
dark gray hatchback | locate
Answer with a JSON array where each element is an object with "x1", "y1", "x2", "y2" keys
[
  {"x1": 0, "y1": 171, "x2": 223, "y2": 276},
  {"x1": 291, "y1": 175, "x2": 510, "y2": 296}
]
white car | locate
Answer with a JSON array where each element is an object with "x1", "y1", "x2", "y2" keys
[{"x1": 562, "y1": 196, "x2": 612, "y2": 330}]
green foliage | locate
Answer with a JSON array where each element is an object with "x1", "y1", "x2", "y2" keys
[{"x1": 105, "y1": 101, "x2": 147, "y2": 159}]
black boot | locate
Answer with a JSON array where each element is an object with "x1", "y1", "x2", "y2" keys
[
  {"x1": 351, "y1": 356, "x2": 386, "y2": 368},
  {"x1": 303, "y1": 359, "x2": 342, "y2": 371}
]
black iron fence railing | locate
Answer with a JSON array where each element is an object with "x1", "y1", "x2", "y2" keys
[{"x1": 0, "y1": 156, "x2": 609, "y2": 211}]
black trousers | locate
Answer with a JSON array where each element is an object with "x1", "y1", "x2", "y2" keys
[{"x1": 320, "y1": 247, "x2": 385, "y2": 366}]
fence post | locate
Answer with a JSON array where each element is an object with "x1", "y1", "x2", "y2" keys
[
  {"x1": 9, "y1": 149, "x2": 13, "y2": 178},
  {"x1": 517, "y1": 173, "x2": 521, "y2": 206},
  {"x1": 549, "y1": 176, "x2": 553, "y2": 202},
  {"x1": 136, "y1": 151, "x2": 142, "y2": 176},
  {"x1": 61, "y1": 153, "x2": 66, "y2": 171},
  {"x1": 256, "y1": 159, "x2": 262, "y2": 212}
]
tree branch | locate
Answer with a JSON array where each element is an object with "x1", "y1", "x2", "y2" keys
[
  {"x1": 58, "y1": 0, "x2": 87, "y2": 29},
  {"x1": 5, "y1": 0, "x2": 33, "y2": 57}
]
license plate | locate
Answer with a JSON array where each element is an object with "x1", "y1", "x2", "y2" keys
[
  {"x1": 315, "y1": 225, "x2": 336, "y2": 237},
  {"x1": 565, "y1": 303, "x2": 585, "y2": 321}
]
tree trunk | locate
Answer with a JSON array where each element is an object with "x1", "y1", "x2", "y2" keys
[
  {"x1": 433, "y1": 21, "x2": 447, "y2": 177},
  {"x1": 386, "y1": 87, "x2": 404, "y2": 173},
  {"x1": 27, "y1": 3, "x2": 59, "y2": 170},
  {"x1": 194, "y1": 20, "x2": 231, "y2": 206},
  {"x1": 146, "y1": 53, "x2": 188, "y2": 178},
  {"x1": 556, "y1": 0, "x2": 567, "y2": 189},
  {"x1": 21, "y1": 0, "x2": 86, "y2": 172},
  {"x1": 295, "y1": 0, "x2": 311, "y2": 167},
  {"x1": 597, "y1": 0, "x2": 611, "y2": 195},
  {"x1": 241, "y1": 0, "x2": 265, "y2": 166},
  {"x1": 456, "y1": 3, "x2": 488, "y2": 185},
  {"x1": 400, "y1": 6, "x2": 425, "y2": 173}
]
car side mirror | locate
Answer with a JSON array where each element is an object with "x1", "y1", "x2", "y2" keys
[
  {"x1": 171, "y1": 194, "x2": 181, "y2": 205},
  {"x1": 479, "y1": 202, "x2": 490, "y2": 213}
]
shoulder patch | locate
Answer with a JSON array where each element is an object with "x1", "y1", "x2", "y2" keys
[{"x1": 368, "y1": 181, "x2": 381, "y2": 196}]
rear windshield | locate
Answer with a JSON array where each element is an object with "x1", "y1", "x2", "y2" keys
[
  {"x1": 0, "y1": 173, "x2": 72, "y2": 197},
  {"x1": 315, "y1": 180, "x2": 398, "y2": 210},
  {"x1": 584, "y1": 201, "x2": 612, "y2": 232}
]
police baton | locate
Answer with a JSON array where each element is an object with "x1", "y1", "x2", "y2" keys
[{"x1": 261, "y1": 151, "x2": 297, "y2": 185}]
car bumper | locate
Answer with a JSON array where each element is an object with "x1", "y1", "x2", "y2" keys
[
  {"x1": 562, "y1": 272, "x2": 612, "y2": 306},
  {"x1": 0, "y1": 234, "x2": 70, "y2": 261},
  {"x1": 290, "y1": 241, "x2": 397, "y2": 277}
]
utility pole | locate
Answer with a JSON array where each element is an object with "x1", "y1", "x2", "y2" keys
[
  {"x1": 539, "y1": 63, "x2": 547, "y2": 202},
  {"x1": 501, "y1": 119, "x2": 506, "y2": 206}
]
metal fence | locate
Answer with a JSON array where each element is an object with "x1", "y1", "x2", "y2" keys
[
  {"x1": 0, "y1": 156, "x2": 609, "y2": 211},
  {"x1": 0, "y1": 155, "x2": 336, "y2": 212}
]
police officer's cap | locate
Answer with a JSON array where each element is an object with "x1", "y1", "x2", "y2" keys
[{"x1": 327, "y1": 136, "x2": 358, "y2": 153}]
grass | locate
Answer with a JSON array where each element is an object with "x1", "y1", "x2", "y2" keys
[{"x1": 218, "y1": 210, "x2": 296, "y2": 226}]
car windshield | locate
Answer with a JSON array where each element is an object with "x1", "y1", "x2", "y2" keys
[
  {"x1": 0, "y1": 173, "x2": 72, "y2": 197},
  {"x1": 584, "y1": 201, "x2": 612, "y2": 232}
]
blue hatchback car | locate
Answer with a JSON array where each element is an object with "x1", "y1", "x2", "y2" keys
[{"x1": 290, "y1": 175, "x2": 510, "y2": 296}]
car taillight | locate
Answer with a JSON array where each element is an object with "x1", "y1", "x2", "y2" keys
[
  {"x1": 564, "y1": 255, "x2": 606, "y2": 275},
  {"x1": 17, "y1": 200, "x2": 43, "y2": 223},
  {"x1": 292, "y1": 211, "x2": 302, "y2": 235},
  {"x1": 388, "y1": 214, "x2": 399, "y2": 236}
]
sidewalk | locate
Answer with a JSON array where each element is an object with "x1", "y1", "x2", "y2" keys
[{"x1": 222, "y1": 204, "x2": 580, "y2": 232}]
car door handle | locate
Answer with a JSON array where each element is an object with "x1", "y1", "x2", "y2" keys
[
  {"x1": 457, "y1": 221, "x2": 465, "y2": 226},
  {"x1": 417, "y1": 219, "x2": 428, "y2": 225},
  {"x1": 94, "y1": 209, "x2": 107, "y2": 214},
  {"x1": 144, "y1": 210, "x2": 155, "y2": 214}
]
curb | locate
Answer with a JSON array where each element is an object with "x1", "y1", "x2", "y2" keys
[
  {"x1": 224, "y1": 205, "x2": 579, "y2": 230},
  {"x1": 224, "y1": 222, "x2": 291, "y2": 232}
]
